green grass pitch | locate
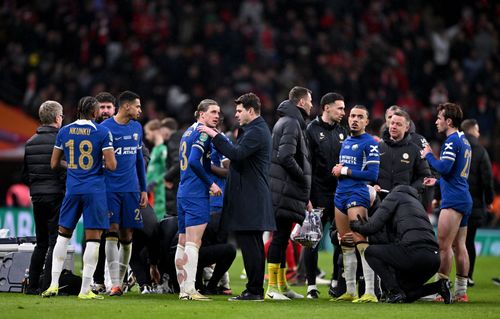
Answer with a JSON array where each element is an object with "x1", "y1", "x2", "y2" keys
[{"x1": 1, "y1": 252, "x2": 500, "y2": 319}]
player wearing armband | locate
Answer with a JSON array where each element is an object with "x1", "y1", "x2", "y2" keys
[{"x1": 421, "y1": 102, "x2": 472, "y2": 302}]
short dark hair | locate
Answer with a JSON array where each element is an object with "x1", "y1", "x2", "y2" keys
[
  {"x1": 117, "y1": 90, "x2": 140, "y2": 107},
  {"x1": 461, "y1": 118, "x2": 478, "y2": 133},
  {"x1": 234, "y1": 92, "x2": 261, "y2": 115},
  {"x1": 77, "y1": 96, "x2": 99, "y2": 119},
  {"x1": 95, "y1": 92, "x2": 116, "y2": 106},
  {"x1": 320, "y1": 92, "x2": 344, "y2": 110},
  {"x1": 288, "y1": 86, "x2": 311, "y2": 105},
  {"x1": 437, "y1": 102, "x2": 463, "y2": 128},
  {"x1": 391, "y1": 110, "x2": 410, "y2": 124},
  {"x1": 351, "y1": 105, "x2": 369, "y2": 118},
  {"x1": 194, "y1": 99, "x2": 218, "y2": 119},
  {"x1": 161, "y1": 117, "x2": 178, "y2": 131}
]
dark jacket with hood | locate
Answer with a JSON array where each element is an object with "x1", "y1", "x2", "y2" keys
[
  {"x1": 350, "y1": 185, "x2": 438, "y2": 248},
  {"x1": 465, "y1": 133, "x2": 494, "y2": 223},
  {"x1": 378, "y1": 129, "x2": 431, "y2": 195},
  {"x1": 306, "y1": 116, "x2": 348, "y2": 208},
  {"x1": 270, "y1": 100, "x2": 312, "y2": 224}
]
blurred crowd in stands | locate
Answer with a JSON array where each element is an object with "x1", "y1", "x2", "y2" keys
[{"x1": 1, "y1": 0, "x2": 499, "y2": 193}]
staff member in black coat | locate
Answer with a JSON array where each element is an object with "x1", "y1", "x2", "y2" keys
[
  {"x1": 350, "y1": 185, "x2": 452, "y2": 304},
  {"x1": 375, "y1": 110, "x2": 430, "y2": 199},
  {"x1": 22, "y1": 100, "x2": 66, "y2": 294},
  {"x1": 304, "y1": 92, "x2": 348, "y2": 298},
  {"x1": 267, "y1": 86, "x2": 312, "y2": 300},
  {"x1": 461, "y1": 119, "x2": 494, "y2": 286},
  {"x1": 198, "y1": 92, "x2": 275, "y2": 301}
]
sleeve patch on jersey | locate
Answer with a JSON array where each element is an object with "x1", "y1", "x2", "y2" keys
[
  {"x1": 108, "y1": 131, "x2": 113, "y2": 142},
  {"x1": 199, "y1": 132, "x2": 208, "y2": 142},
  {"x1": 133, "y1": 133, "x2": 139, "y2": 141}
]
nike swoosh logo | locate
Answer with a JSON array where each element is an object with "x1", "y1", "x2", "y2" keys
[
  {"x1": 115, "y1": 137, "x2": 123, "y2": 140},
  {"x1": 267, "y1": 294, "x2": 274, "y2": 299}
]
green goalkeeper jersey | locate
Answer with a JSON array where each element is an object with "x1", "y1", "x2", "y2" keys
[{"x1": 147, "y1": 143, "x2": 167, "y2": 219}]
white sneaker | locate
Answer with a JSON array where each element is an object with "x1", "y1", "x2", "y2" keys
[
  {"x1": 281, "y1": 288, "x2": 304, "y2": 299},
  {"x1": 265, "y1": 287, "x2": 291, "y2": 300},
  {"x1": 314, "y1": 277, "x2": 331, "y2": 285}
]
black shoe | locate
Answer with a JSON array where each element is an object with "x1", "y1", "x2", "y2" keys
[
  {"x1": 328, "y1": 285, "x2": 345, "y2": 298},
  {"x1": 228, "y1": 290, "x2": 264, "y2": 301},
  {"x1": 24, "y1": 287, "x2": 41, "y2": 295},
  {"x1": 307, "y1": 289, "x2": 320, "y2": 299},
  {"x1": 438, "y1": 279, "x2": 452, "y2": 304},
  {"x1": 492, "y1": 277, "x2": 500, "y2": 286},
  {"x1": 200, "y1": 286, "x2": 219, "y2": 295},
  {"x1": 385, "y1": 291, "x2": 406, "y2": 303},
  {"x1": 467, "y1": 278, "x2": 475, "y2": 287}
]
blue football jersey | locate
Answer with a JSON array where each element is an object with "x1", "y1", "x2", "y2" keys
[
  {"x1": 101, "y1": 117, "x2": 145, "y2": 192},
  {"x1": 337, "y1": 133, "x2": 380, "y2": 191},
  {"x1": 433, "y1": 131, "x2": 472, "y2": 208},
  {"x1": 55, "y1": 120, "x2": 113, "y2": 194},
  {"x1": 210, "y1": 134, "x2": 231, "y2": 208},
  {"x1": 178, "y1": 122, "x2": 213, "y2": 198}
]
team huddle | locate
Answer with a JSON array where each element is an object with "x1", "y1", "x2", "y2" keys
[{"x1": 23, "y1": 87, "x2": 483, "y2": 304}]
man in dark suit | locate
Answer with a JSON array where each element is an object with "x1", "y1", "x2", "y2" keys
[{"x1": 198, "y1": 92, "x2": 275, "y2": 301}]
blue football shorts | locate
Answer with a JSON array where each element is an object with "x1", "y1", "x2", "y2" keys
[
  {"x1": 177, "y1": 197, "x2": 210, "y2": 234},
  {"x1": 59, "y1": 193, "x2": 109, "y2": 230},
  {"x1": 334, "y1": 185, "x2": 370, "y2": 215},
  {"x1": 107, "y1": 192, "x2": 143, "y2": 229}
]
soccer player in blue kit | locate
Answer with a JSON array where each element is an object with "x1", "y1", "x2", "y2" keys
[
  {"x1": 175, "y1": 99, "x2": 222, "y2": 301},
  {"x1": 422, "y1": 102, "x2": 472, "y2": 302},
  {"x1": 101, "y1": 91, "x2": 148, "y2": 296},
  {"x1": 332, "y1": 105, "x2": 380, "y2": 303},
  {"x1": 42, "y1": 96, "x2": 117, "y2": 300}
]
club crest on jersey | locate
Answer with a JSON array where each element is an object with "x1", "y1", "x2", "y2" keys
[
  {"x1": 133, "y1": 133, "x2": 138, "y2": 141},
  {"x1": 339, "y1": 133, "x2": 344, "y2": 141},
  {"x1": 319, "y1": 132, "x2": 325, "y2": 140},
  {"x1": 352, "y1": 144, "x2": 358, "y2": 151},
  {"x1": 200, "y1": 132, "x2": 208, "y2": 142},
  {"x1": 402, "y1": 153, "x2": 409, "y2": 160}
]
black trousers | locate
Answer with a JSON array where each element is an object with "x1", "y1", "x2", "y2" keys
[
  {"x1": 29, "y1": 194, "x2": 63, "y2": 291},
  {"x1": 303, "y1": 204, "x2": 335, "y2": 284},
  {"x1": 466, "y1": 216, "x2": 482, "y2": 279},
  {"x1": 195, "y1": 243, "x2": 237, "y2": 290},
  {"x1": 235, "y1": 231, "x2": 265, "y2": 296},
  {"x1": 268, "y1": 218, "x2": 294, "y2": 267},
  {"x1": 366, "y1": 243, "x2": 440, "y2": 302}
]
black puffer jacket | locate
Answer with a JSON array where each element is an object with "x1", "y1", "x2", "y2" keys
[
  {"x1": 351, "y1": 185, "x2": 438, "y2": 248},
  {"x1": 22, "y1": 126, "x2": 66, "y2": 195},
  {"x1": 270, "y1": 100, "x2": 312, "y2": 224},
  {"x1": 378, "y1": 129, "x2": 430, "y2": 194},
  {"x1": 466, "y1": 134, "x2": 494, "y2": 222},
  {"x1": 306, "y1": 116, "x2": 348, "y2": 208}
]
